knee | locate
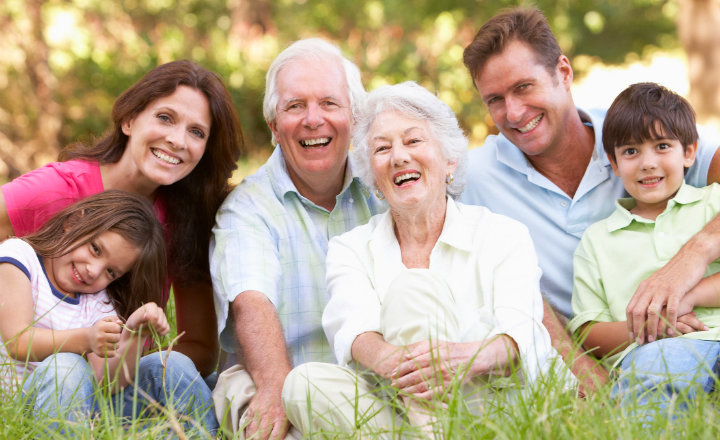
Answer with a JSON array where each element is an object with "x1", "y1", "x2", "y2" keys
[{"x1": 32, "y1": 353, "x2": 93, "y2": 387}]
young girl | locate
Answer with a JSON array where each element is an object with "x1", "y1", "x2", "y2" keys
[{"x1": 0, "y1": 191, "x2": 200, "y2": 431}]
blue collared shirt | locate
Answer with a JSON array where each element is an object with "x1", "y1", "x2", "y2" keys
[{"x1": 210, "y1": 148, "x2": 385, "y2": 365}]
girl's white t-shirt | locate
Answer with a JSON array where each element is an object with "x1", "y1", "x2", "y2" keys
[{"x1": 0, "y1": 238, "x2": 116, "y2": 391}]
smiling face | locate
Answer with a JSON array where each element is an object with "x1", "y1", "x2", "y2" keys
[
  {"x1": 369, "y1": 111, "x2": 456, "y2": 214},
  {"x1": 118, "y1": 85, "x2": 211, "y2": 196},
  {"x1": 610, "y1": 133, "x2": 697, "y2": 220},
  {"x1": 45, "y1": 230, "x2": 140, "y2": 297},
  {"x1": 268, "y1": 57, "x2": 353, "y2": 197},
  {"x1": 475, "y1": 40, "x2": 575, "y2": 158}
]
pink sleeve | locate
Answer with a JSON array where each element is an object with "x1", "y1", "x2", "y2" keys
[{"x1": 1, "y1": 160, "x2": 104, "y2": 236}]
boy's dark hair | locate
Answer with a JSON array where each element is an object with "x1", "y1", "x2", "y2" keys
[
  {"x1": 603, "y1": 82, "x2": 698, "y2": 162},
  {"x1": 463, "y1": 7, "x2": 562, "y2": 85},
  {"x1": 24, "y1": 190, "x2": 166, "y2": 319}
]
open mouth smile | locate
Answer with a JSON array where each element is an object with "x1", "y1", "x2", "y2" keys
[
  {"x1": 72, "y1": 263, "x2": 85, "y2": 284},
  {"x1": 300, "y1": 138, "x2": 331, "y2": 148},
  {"x1": 393, "y1": 171, "x2": 421, "y2": 186},
  {"x1": 517, "y1": 114, "x2": 543, "y2": 133},
  {"x1": 152, "y1": 148, "x2": 181, "y2": 165}
]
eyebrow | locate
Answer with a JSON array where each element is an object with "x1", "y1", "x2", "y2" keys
[{"x1": 371, "y1": 126, "x2": 425, "y2": 142}]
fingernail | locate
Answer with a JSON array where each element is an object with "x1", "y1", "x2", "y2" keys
[{"x1": 647, "y1": 335, "x2": 655, "y2": 342}]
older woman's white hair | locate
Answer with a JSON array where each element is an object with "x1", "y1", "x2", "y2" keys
[
  {"x1": 263, "y1": 38, "x2": 366, "y2": 145},
  {"x1": 352, "y1": 81, "x2": 468, "y2": 197}
]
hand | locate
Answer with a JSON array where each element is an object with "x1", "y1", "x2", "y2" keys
[
  {"x1": 243, "y1": 387, "x2": 290, "y2": 440},
  {"x1": 626, "y1": 252, "x2": 707, "y2": 344},
  {"x1": 655, "y1": 310, "x2": 708, "y2": 338},
  {"x1": 125, "y1": 302, "x2": 170, "y2": 338},
  {"x1": 87, "y1": 316, "x2": 122, "y2": 357},
  {"x1": 391, "y1": 341, "x2": 480, "y2": 400}
]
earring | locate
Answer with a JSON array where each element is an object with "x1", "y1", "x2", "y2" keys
[
  {"x1": 375, "y1": 189, "x2": 385, "y2": 200},
  {"x1": 445, "y1": 173, "x2": 454, "y2": 185}
]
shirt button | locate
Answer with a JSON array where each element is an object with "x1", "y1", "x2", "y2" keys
[
  {"x1": 349, "y1": 198, "x2": 354, "y2": 203},
  {"x1": 561, "y1": 201, "x2": 568, "y2": 207}
]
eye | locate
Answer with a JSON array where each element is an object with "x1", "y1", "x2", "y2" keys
[
  {"x1": 621, "y1": 147, "x2": 638, "y2": 156},
  {"x1": 373, "y1": 145, "x2": 390, "y2": 154},
  {"x1": 107, "y1": 268, "x2": 117, "y2": 280},
  {"x1": 90, "y1": 242, "x2": 100, "y2": 256},
  {"x1": 322, "y1": 100, "x2": 339, "y2": 108},
  {"x1": 284, "y1": 102, "x2": 304, "y2": 112},
  {"x1": 190, "y1": 128, "x2": 206, "y2": 139},
  {"x1": 486, "y1": 96, "x2": 501, "y2": 105},
  {"x1": 407, "y1": 138, "x2": 422, "y2": 145},
  {"x1": 656, "y1": 142, "x2": 670, "y2": 150},
  {"x1": 157, "y1": 113, "x2": 171, "y2": 123},
  {"x1": 517, "y1": 83, "x2": 531, "y2": 91}
]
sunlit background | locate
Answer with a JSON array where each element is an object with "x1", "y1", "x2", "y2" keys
[{"x1": 1, "y1": 0, "x2": 717, "y2": 183}]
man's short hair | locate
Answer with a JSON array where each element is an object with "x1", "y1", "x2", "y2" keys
[
  {"x1": 463, "y1": 7, "x2": 562, "y2": 84},
  {"x1": 262, "y1": 38, "x2": 365, "y2": 145},
  {"x1": 602, "y1": 82, "x2": 698, "y2": 162}
]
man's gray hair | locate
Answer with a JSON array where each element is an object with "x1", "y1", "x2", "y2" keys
[
  {"x1": 352, "y1": 81, "x2": 468, "y2": 197},
  {"x1": 263, "y1": 38, "x2": 366, "y2": 145}
]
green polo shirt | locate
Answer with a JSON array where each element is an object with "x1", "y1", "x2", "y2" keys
[{"x1": 569, "y1": 183, "x2": 720, "y2": 368}]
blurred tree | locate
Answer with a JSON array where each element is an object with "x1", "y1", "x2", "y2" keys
[
  {"x1": 0, "y1": 0, "x2": 693, "y2": 182},
  {"x1": 678, "y1": 0, "x2": 720, "y2": 127}
]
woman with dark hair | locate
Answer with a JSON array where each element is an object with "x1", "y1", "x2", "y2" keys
[{"x1": 0, "y1": 60, "x2": 243, "y2": 433}]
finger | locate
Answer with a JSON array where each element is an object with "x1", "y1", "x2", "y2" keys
[
  {"x1": 677, "y1": 314, "x2": 708, "y2": 332},
  {"x1": 269, "y1": 419, "x2": 289, "y2": 440},
  {"x1": 674, "y1": 322, "x2": 694, "y2": 335},
  {"x1": 644, "y1": 300, "x2": 665, "y2": 343},
  {"x1": 665, "y1": 296, "x2": 680, "y2": 333},
  {"x1": 627, "y1": 296, "x2": 650, "y2": 341}
]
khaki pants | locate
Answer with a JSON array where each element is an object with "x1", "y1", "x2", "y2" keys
[
  {"x1": 283, "y1": 269, "x2": 498, "y2": 437},
  {"x1": 213, "y1": 364, "x2": 302, "y2": 438}
]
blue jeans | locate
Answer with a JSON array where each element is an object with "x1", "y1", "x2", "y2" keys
[
  {"x1": 612, "y1": 338, "x2": 720, "y2": 421},
  {"x1": 24, "y1": 351, "x2": 218, "y2": 436}
]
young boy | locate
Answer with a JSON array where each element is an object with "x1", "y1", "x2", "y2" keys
[{"x1": 568, "y1": 82, "x2": 720, "y2": 416}]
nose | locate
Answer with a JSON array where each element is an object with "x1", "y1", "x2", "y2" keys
[
  {"x1": 640, "y1": 152, "x2": 657, "y2": 170},
  {"x1": 165, "y1": 125, "x2": 186, "y2": 150},
  {"x1": 505, "y1": 96, "x2": 524, "y2": 125},
  {"x1": 302, "y1": 103, "x2": 324, "y2": 129},
  {"x1": 390, "y1": 142, "x2": 410, "y2": 166},
  {"x1": 86, "y1": 261, "x2": 102, "y2": 281}
]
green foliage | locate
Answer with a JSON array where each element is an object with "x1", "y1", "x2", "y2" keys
[{"x1": 0, "y1": 0, "x2": 678, "y2": 177}]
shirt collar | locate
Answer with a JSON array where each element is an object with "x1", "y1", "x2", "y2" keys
[
  {"x1": 495, "y1": 107, "x2": 610, "y2": 173},
  {"x1": 267, "y1": 146, "x2": 365, "y2": 207},
  {"x1": 606, "y1": 183, "x2": 703, "y2": 231},
  {"x1": 369, "y1": 197, "x2": 473, "y2": 253}
]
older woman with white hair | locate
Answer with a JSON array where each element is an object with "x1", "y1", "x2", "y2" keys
[{"x1": 282, "y1": 81, "x2": 572, "y2": 437}]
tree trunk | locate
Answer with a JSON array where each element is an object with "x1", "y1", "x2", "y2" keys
[{"x1": 678, "y1": 0, "x2": 720, "y2": 127}]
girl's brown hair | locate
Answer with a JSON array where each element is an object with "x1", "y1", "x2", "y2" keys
[
  {"x1": 60, "y1": 60, "x2": 243, "y2": 286},
  {"x1": 24, "y1": 190, "x2": 166, "y2": 319}
]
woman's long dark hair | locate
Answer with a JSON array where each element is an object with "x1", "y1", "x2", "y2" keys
[
  {"x1": 24, "y1": 191, "x2": 166, "y2": 319},
  {"x1": 60, "y1": 61, "x2": 243, "y2": 286}
]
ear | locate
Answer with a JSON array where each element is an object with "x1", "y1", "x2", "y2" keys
[
  {"x1": 607, "y1": 152, "x2": 620, "y2": 177},
  {"x1": 121, "y1": 119, "x2": 133, "y2": 136},
  {"x1": 556, "y1": 54, "x2": 573, "y2": 90},
  {"x1": 446, "y1": 159, "x2": 458, "y2": 176},
  {"x1": 267, "y1": 119, "x2": 280, "y2": 146},
  {"x1": 684, "y1": 142, "x2": 698, "y2": 168}
]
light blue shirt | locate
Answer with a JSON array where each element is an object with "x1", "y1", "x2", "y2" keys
[
  {"x1": 210, "y1": 148, "x2": 385, "y2": 365},
  {"x1": 460, "y1": 108, "x2": 719, "y2": 317}
]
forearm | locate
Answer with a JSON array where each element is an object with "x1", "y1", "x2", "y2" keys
[
  {"x1": 686, "y1": 273, "x2": 720, "y2": 307},
  {"x1": 351, "y1": 331, "x2": 402, "y2": 379},
  {"x1": 233, "y1": 291, "x2": 291, "y2": 391},
  {"x1": 6, "y1": 327, "x2": 89, "y2": 362},
  {"x1": 579, "y1": 321, "x2": 630, "y2": 358}
]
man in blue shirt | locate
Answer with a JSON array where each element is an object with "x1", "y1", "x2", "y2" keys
[{"x1": 460, "y1": 7, "x2": 720, "y2": 393}]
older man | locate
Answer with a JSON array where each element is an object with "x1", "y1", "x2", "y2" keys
[
  {"x1": 210, "y1": 39, "x2": 383, "y2": 439},
  {"x1": 461, "y1": 7, "x2": 720, "y2": 392}
]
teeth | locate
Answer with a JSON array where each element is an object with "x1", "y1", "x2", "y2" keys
[
  {"x1": 72, "y1": 264, "x2": 83, "y2": 283},
  {"x1": 394, "y1": 172, "x2": 421, "y2": 185},
  {"x1": 641, "y1": 177, "x2": 662, "y2": 184},
  {"x1": 300, "y1": 138, "x2": 330, "y2": 147},
  {"x1": 152, "y1": 148, "x2": 181, "y2": 164},
  {"x1": 518, "y1": 114, "x2": 543, "y2": 133}
]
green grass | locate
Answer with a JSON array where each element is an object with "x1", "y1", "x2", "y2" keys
[{"x1": 4, "y1": 291, "x2": 720, "y2": 438}]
